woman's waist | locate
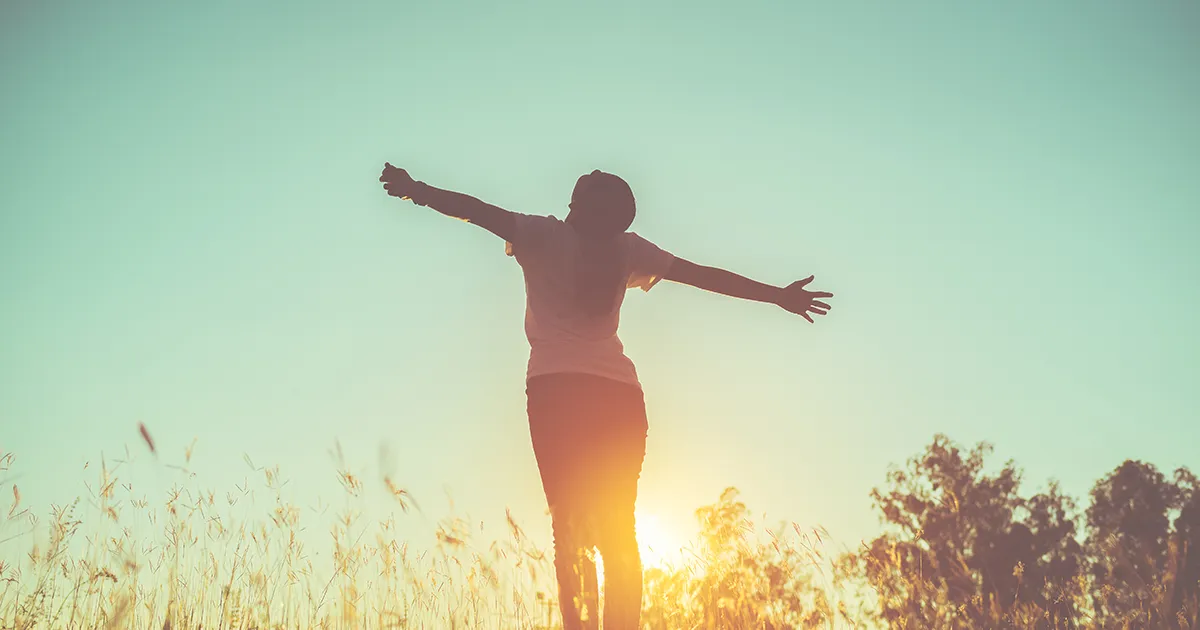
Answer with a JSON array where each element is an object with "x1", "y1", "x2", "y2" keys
[
  {"x1": 527, "y1": 331, "x2": 627, "y2": 352},
  {"x1": 525, "y1": 337, "x2": 640, "y2": 385}
]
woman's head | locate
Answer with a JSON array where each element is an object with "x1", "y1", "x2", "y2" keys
[
  {"x1": 567, "y1": 170, "x2": 636, "y2": 236},
  {"x1": 567, "y1": 170, "x2": 636, "y2": 317}
]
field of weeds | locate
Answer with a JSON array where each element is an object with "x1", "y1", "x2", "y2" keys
[{"x1": 2, "y1": 432, "x2": 1196, "y2": 629}]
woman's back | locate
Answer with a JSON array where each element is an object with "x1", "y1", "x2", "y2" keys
[{"x1": 506, "y1": 213, "x2": 674, "y2": 387}]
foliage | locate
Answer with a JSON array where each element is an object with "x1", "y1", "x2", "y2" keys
[
  {"x1": 840, "y1": 434, "x2": 1200, "y2": 629},
  {"x1": 641, "y1": 487, "x2": 847, "y2": 629}
]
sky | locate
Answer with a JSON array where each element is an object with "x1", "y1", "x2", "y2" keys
[{"x1": 2, "y1": 0, "x2": 1198, "y2": 565}]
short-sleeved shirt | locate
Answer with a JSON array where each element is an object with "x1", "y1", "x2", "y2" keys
[{"x1": 505, "y1": 213, "x2": 675, "y2": 388}]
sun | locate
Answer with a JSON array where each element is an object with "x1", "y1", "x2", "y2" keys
[
  {"x1": 634, "y1": 510, "x2": 681, "y2": 569},
  {"x1": 595, "y1": 510, "x2": 683, "y2": 584}
]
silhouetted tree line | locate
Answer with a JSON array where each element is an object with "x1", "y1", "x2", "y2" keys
[
  {"x1": 839, "y1": 434, "x2": 1199, "y2": 629},
  {"x1": 642, "y1": 434, "x2": 1199, "y2": 629}
]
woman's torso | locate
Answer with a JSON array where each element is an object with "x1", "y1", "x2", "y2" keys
[{"x1": 506, "y1": 213, "x2": 674, "y2": 388}]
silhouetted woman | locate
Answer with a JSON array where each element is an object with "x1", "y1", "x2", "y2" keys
[{"x1": 379, "y1": 164, "x2": 832, "y2": 629}]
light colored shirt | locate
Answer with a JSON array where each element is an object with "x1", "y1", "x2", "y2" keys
[{"x1": 505, "y1": 213, "x2": 675, "y2": 388}]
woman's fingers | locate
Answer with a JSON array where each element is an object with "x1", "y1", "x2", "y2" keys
[
  {"x1": 779, "y1": 282, "x2": 834, "y2": 322},
  {"x1": 380, "y1": 162, "x2": 410, "y2": 184}
]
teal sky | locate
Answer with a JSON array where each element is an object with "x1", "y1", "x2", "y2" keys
[{"x1": 3, "y1": 0, "x2": 1198, "y2": 558}]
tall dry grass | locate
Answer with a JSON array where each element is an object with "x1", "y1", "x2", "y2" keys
[
  {"x1": 0, "y1": 440, "x2": 559, "y2": 629},
  {"x1": 2, "y1": 435, "x2": 1192, "y2": 629}
]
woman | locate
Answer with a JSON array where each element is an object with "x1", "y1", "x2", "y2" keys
[{"x1": 379, "y1": 164, "x2": 832, "y2": 629}]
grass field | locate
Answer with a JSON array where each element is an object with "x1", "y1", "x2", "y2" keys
[
  {"x1": 2, "y1": 433, "x2": 1194, "y2": 629},
  {"x1": 0, "y1": 432, "x2": 855, "y2": 629}
]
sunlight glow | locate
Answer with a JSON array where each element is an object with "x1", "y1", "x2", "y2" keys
[{"x1": 635, "y1": 511, "x2": 681, "y2": 569}]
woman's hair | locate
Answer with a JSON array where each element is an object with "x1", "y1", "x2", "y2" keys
[{"x1": 570, "y1": 170, "x2": 636, "y2": 317}]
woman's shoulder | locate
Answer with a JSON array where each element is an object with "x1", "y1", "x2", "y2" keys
[
  {"x1": 507, "y1": 213, "x2": 570, "y2": 258},
  {"x1": 621, "y1": 230, "x2": 664, "y2": 250},
  {"x1": 516, "y1": 213, "x2": 567, "y2": 233}
]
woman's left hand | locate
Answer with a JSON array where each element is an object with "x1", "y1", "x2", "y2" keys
[
  {"x1": 380, "y1": 163, "x2": 417, "y2": 198},
  {"x1": 775, "y1": 276, "x2": 834, "y2": 323}
]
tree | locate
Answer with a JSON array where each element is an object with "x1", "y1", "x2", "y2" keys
[
  {"x1": 1086, "y1": 460, "x2": 1176, "y2": 627},
  {"x1": 841, "y1": 435, "x2": 1087, "y2": 628},
  {"x1": 842, "y1": 437, "x2": 1200, "y2": 629},
  {"x1": 1169, "y1": 468, "x2": 1200, "y2": 628},
  {"x1": 1084, "y1": 460, "x2": 1200, "y2": 629}
]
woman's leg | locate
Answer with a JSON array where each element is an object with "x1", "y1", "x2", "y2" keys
[
  {"x1": 528, "y1": 374, "x2": 648, "y2": 629},
  {"x1": 597, "y1": 500, "x2": 642, "y2": 630},
  {"x1": 549, "y1": 503, "x2": 600, "y2": 630},
  {"x1": 528, "y1": 376, "x2": 600, "y2": 630},
  {"x1": 593, "y1": 382, "x2": 649, "y2": 630}
]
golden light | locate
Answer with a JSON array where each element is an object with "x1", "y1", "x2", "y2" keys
[
  {"x1": 596, "y1": 510, "x2": 684, "y2": 586},
  {"x1": 634, "y1": 510, "x2": 681, "y2": 569}
]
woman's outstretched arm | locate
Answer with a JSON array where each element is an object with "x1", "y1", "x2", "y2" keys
[
  {"x1": 379, "y1": 163, "x2": 516, "y2": 241},
  {"x1": 664, "y1": 257, "x2": 834, "y2": 323}
]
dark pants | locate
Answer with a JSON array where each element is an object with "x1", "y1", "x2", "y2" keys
[{"x1": 527, "y1": 372, "x2": 648, "y2": 630}]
